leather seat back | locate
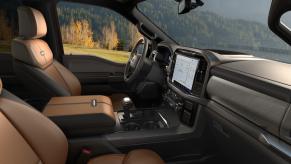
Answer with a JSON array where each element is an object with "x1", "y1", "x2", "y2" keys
[
  {"x1": 0, "y1": 78, "x2": 68, "y2": 164},
  {"x1": 11, "y1": 6, "x2": 81, "y2": 100}
]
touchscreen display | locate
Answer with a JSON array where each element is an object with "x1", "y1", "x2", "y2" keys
[{"x1": 172, "y1": 55, "x2": 199, "y2": 90}]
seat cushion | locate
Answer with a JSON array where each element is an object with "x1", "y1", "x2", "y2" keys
[
  {"x1": 0, "y1": 95, "x2": 68, "y2": 164},
  {"x1": 88, "y1": 149, "x2": 164, "y2": 164},
  {"x1": 88, "y1": 154, "x2": 125, "y2": 164}
]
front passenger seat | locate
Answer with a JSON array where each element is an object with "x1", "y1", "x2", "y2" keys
[
  {"x1": 11, "y1": 6, "x2": 81, "y2": 100},
  {"x1": 0, "y1": 78, "x2": 165, "y2": 164}
]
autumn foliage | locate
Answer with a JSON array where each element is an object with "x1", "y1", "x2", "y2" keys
[
  {"x1": 60, "y1": 19, "x2": 141, "y2": 51},
  {"x1": 102, "y1": 22, "x2": 119, "y2": 50},
  {"x1": 61, "y1": 19, "x2": 96, "y2": 48},
  {"x1": 61, "y1": 19, "x2": 121, "y2": 50}
]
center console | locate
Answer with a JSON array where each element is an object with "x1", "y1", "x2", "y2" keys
[
  {"x1": 43, "y1": 95, "x2": 175, "y2": 137},
  {"x1": 115, "y1": 97, "x2": 169, "y2": 131},
  {"x1": 165, "y1": 49, "x2": 208, "y2": 126},
  {"x1": 39, "y1": 43, "x2": 215, "y2": 164},
  {"x1": 43, "y1": 95, "x2": 116, "y2": 137},
  {"x1": 117, "y1": 109, "x2": 169, "y2": 131},
  {"x1": 42, "y1": 48, "x2": 209, "y2": 139}
]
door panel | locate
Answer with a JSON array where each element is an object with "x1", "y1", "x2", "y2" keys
[{"x1": 63, "y1": 55, "x2": 128, "y2": 95}]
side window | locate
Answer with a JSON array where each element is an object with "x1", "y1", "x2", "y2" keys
[
  {"x1": 0, "y1": 0, "x2": 18, "y2": 55},
  {"x1": 57, "y1": 2, "x2": 141, "y2": 63}
]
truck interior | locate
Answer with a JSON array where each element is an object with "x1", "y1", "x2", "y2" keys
[{"x1": 0, "y1": 0, "x2": 291, "y2": 163}]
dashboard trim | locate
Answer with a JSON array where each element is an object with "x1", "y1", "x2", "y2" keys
[
  {"x1": 207, "y1": 76, "x2": 289, "y2": 137},
  {"x1": 212, "y1": 64, "x2": 291, "y2": 103}
]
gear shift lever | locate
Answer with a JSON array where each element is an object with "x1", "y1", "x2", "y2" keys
[{"x1": 122, "y1": 97, "x2": 134, "y2": 120}]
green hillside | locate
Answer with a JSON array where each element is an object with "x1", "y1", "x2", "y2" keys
[
  {"x1": 57, "y1": 1, "x2": 291, "y2": 56},
  {"x1": 139, "y1": 0, "x2": 290, "y2": 54}
]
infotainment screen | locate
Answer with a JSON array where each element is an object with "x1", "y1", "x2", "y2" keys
[{"x1": 172, "y1": 55, "x2": 199, "y2": 90}]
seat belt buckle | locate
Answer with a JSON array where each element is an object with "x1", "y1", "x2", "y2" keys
[{"x1": 76, "y1": 148, "x2": 92, "y2": 164}]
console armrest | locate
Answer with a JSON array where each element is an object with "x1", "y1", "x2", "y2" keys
[{"x1": 43, "y1": 96, "x2": 116, "y2": 137}]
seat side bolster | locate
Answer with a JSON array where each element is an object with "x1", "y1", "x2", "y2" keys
[
  {"x1": 0, "y1": 98, "x2": 68, "y2": 164},
  {"x1": 13, "y1": 61, "x2": 71, "y2": 98},
  {"x1": 53, "y1": 60, "x2": 81, "y2": 96}
]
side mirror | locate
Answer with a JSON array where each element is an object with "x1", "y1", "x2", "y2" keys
[
  {"x1": 178, "y1": 0, "x2": 192, "y2": 14},
  {"x1": 269, "y1": 0, "x2": 291, "y2": 45},
  {"x1": 178, "y1": 0, "x2": 204, "y2": 15}
]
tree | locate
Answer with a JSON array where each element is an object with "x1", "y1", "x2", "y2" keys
[
  {"x1": 60, "y1": 19, "x2": 96, "y2": 48},
  {"x1": 102, "y1": 21, "x2": 119, "y2": 50},
  {"x1": 78, "y1": 20, "x2": 95, "y2": 48}
]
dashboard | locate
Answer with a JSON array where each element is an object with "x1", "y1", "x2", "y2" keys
[
  {"x1": 156, "y1": 40, "x2": 291, "y2": 138},
  {"x1": 154, "y1": 42, "x2": 291, "y2": 161},
  {"x1": 156, "y1": 42, "x2": 291, "y2": 128}
]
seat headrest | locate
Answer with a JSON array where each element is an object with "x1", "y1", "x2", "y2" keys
[
  {"x1": 18, "y1": 6, "x2": 47, "y2": 39},
  {"x1": 12, "y1": 39, "x2": 53, "y2": 69},
  {"x1": 0, "y1": 78, "x2": 2, "y2": 95}
]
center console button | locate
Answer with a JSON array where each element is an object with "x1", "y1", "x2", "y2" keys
[
  {"x1": 184, "y1": 101, "x2": 193, "y2": 110},
  {"x1": 181, "y1": 110, "x2": 192, "y2": 125}
]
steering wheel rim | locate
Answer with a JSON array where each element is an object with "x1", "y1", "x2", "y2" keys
[{"x1": 124, "y1": 37, "x2": 150, "y2": 84}]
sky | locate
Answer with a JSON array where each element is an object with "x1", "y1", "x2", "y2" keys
[{"x1": 197, "y1": 0, "x2": 272, "y2": 24}]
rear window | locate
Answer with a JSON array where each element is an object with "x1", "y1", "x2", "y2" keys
[{"x1": 0, "y1": 0, "x2": 19, "y2": 54}]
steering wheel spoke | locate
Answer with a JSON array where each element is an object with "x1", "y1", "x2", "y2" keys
[{"x1": 124, "y1": 37, "x2": 151, "y2": 84}]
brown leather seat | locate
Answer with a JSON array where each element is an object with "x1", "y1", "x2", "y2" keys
[
  {"x1": 11, "y1": 6, "x2": 81, "y2": 99},
  {"x1": 0, "y1": 78, "x2": 165, "y2": 164},
  {"x1": 11, "y1": 6, "x2": 126, "y2": 110}
]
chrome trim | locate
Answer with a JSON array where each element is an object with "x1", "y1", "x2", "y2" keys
[
  {"x1": 158, "y1": 113, "x2": 169, "y2": 128},
  {"x1": 259, "y1": 133, "x2": 291, "y2": 159}
]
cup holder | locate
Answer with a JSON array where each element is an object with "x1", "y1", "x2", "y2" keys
[
  {"x1": 142, "y1": 121, "x2": 160, "y2": 130},
  {"x1": 124, "y1": 122, "x2": 141, "y2": 131},
  {"x1": 118, "y1": 110, "x2": 168, "y2": 131},
  {"x1": 124, "y1": 121, "x2": 161, "y2": 131}
]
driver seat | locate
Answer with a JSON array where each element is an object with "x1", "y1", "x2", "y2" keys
[{"x1": 11, "y1": 6, "x2": 125, "y2": 109}]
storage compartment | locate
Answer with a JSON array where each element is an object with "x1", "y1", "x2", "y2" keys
[
  {"x1": 207, "y1": 76, "x2": 289, "y2": 137},
  {"x1": 43, "y1": 96, "x2": 116, "y2": 137}
]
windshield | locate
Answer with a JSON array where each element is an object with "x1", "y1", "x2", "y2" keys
[{"x1": 138, "y1": 0, "x2": 291, "y2": 63}]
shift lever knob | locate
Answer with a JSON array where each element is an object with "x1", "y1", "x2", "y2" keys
[
  {"x1": 122, "y1": 97, "x2": 134, "y2": 120},
  {"x1": 122, "y1": 97, "x2": 133, "y2": 110}
]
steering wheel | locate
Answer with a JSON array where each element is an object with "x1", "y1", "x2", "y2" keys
[{"x1": 124, "y1": 37, "x2": 151, "y2": 84}]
